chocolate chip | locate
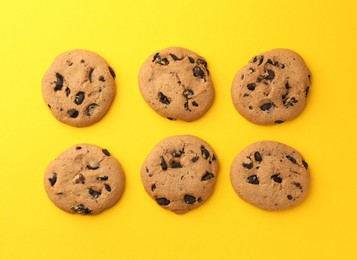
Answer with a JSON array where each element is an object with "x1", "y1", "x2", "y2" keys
[
  {"x1": 252, "y1": 56, "x2": 258, "y2": 63},
  {"x1": 286, "y1": 155, "x2": 297, "y2": 164},
  {"x1": 151, "y1": 184, "x2": 156, "y2": 192},
  {"x1": 200, "y1": 146, "x2": 210, "y2": 159},
  {"x1": 172, "y1": 148, "x2": 184, "y2": 157},
  {"x1": 76, "y1": 146, "x2": 82, "y2": 150},
  {"x1": 184, "y1": 195, "x2": 196, "y2": 204},
  {"x1": 102, "y1": 149, "x2": 110, "y2": 156},
  {"x1": 247, "y1": 175, "x2": 259, "y2": 184},
  {"x1": 284, "y1": 97, "x2": 298, "y2": 108},
  {"x1": 74, "y1": 92, "x2": 85, "y2": 105},
  {"x1": 152, "y1": 53, "x2": 160, "y2": 62},
  {"x1": 108, "y1": 66, "x2": 116, "y2": 78},
  {"x1": 54, "y1": 73, "x2": 64, "y2": 91},
  {"x1": 99, "y1": 76, "x2": 105, "y2": 82},
  {"x1": 158, "y1": 92, "x2": 170, "y2": 105},
  {"x1": 104, "y1": 184, "x2": 111, "y2": 192},
  {"x1": 293, "y1": 182, "x2": 302, "y2": 188},
  {"x1": 265, "y1": 70, "x2": 275, "y2": 80},
  {"x1": 201, "y1": 171, "x2": 215, "y2": 181},
  {"x1": 97, "y1": 176, "x2": 108, "y2": 181},
  {"x1": 271, "y1": 174, "x2": 282, "y2": 183},
  {"x1": 86, "y1": 103, "x2": 98, "y2": 116},
  {"x1": 191, "y1": 156, "x2": 199, "y2": 163},
  {"x1": 88, "y1": 68, "x2": 94, "y2": 83},
  {"x1": 285, "y1": 82, "x2": 291, "y2": 89},
  {"x1": 81, "y1": 59, "x2": 85, "y2": 63},
  {"x1": 71, "y1": 204, "x2": 92, "y2": 215},
  {"x1": 249, "y1": 106, "x2": 253, "y2": 110},
  {"x1": 167, "y1": 117, "x2": 176, "y2": 120},
  {"x1": 267, "y1": 59, "x2": 273, "y2": 65},
  {"x1": 247, "y1": 83, "x2": 256, "y2": 91},
  {"x1": 198, "y1": 197, "x2": 203, "y2": 203},
  {"x1": 170, "y1": 53, "x2": 182, "y2": 61},
  {"x1": 48, "y1": 173, "x2": 57, "y2": 186},
  {"x1": 65, "y1": 87, "x2": 71, "y2": 97},
  {"x1": 257, "y1": 55, "x2": 264, "y2": 66},
  {"x1": 156, "y1": 197, "x2": 170, "y2": 206},
  {"x1": 243, "y1": 93, "x2": 249, "y2": 97},
  {"x1": 75, "y1": 174, "x2": 86, "y2": 184},
  {"x1": 160, "y1": 156, "x2": 168, "y2": 171},
  {"x1": 254, "y1": 152, "x2": 262, "y2": 162},
  {"x1": 302, "y1": 160, "x2": 309, "y2": 169},
  {"x1": 243, "y1": 162, "x2": 253, "y2": 169},
  {"x1": 170, "y1": 161, "x2": 182, "y2": 168},
  {"x1": 183, "y1": 89, "x2": 194, "y2": 99},
  {"x1": 68, "y1": 109, "x2": 79, "y2": 118},
  {"x1": 88, "y1": 188, "x2": 101, "y2": 198},
  {"x1": 197, "y1": 58, "x2": 207, "y2": 68},
  {"x1": 87, "y1": 161, "x2": 100, "y2": 170},
  {"x1": 275, "y1": 120, "x2": 284, "y2": 124},
  {"x1": 47, "y1": 104, "x2": 51, "y2": 108},
  {"x1": 287, "y1": 195, "x2": 293, "y2": 200},
  {"x1": 212, "y1": 154, "x2": 216, "y2": 161},
  {"x1": 193, "y1": 66, "x2": 205, "y2": 79},
  {"x1": 188, "y1": 56, "x2": 195, "y2": 63},
  {"x1": 192, "y1": 101, "x2": 199, "y2": 107},
  {"x1": 157, "y1": 57, "x2": 169, "y2": 65},
  {"x1": 260, "y1": 103, "x2": 272, "y2": 111},
  {"x1": 305, "y1": 87, "x2": 310, "y2": 97},
  {"x1": 184, "y1": 101, "x2": 190, "y2": 111}
]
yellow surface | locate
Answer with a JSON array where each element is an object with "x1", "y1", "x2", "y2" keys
[{"x1": 1, "y1": 0, "x2": 356, "y2": 259}]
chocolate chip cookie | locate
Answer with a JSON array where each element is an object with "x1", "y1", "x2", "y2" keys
[
  {"x1": 44, "y1": 144, "x2": 125, "y2": 215},
  {"x1": 141, "y1": 135, "x2": 219, "y2": 214},
  {"x1": 138, "y1": 47, "x2": 215, "y2": 121},
  {"x1": 230, "y1": 141, "x2": 310, "y2": 210},
  {"x1": 231, "y1": 49, "x2": 311, "y2": 125},
  {"x1": 42, "y1": 49, "x2": 116, "y2": 127}
]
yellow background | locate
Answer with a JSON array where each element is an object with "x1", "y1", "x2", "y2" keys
[{"x1": 1, "y1": 0, "x2": 356, "y2": 259}]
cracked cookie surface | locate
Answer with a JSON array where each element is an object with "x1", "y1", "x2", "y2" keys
[
  {"x1": 231, "y1": 49, "x2": 311, "y2": 125},
  {"x1": 44, "y1": 144, "x2": 125, "y2": 215},
  {"x1": 138, "y1": 47, "x2": 215, "y2": 121},
  {"x1": 141, "y1": 135, "x2": 219, "y2": 214},
  {"x1": 230, "y1": 140, "x2": 310, "y2": 210},
  {"x1": 42, "y1": 49, "x2": 116, "y2": 127}
]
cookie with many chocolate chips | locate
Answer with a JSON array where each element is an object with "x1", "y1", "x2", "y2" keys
[
  {"x1": 138, "y1": 47, "x2": 215, "y2": 121},
  {"x1": 141, "y1": 135, "x2": 219, "y2": 214},
  {"x1": 44, "y1": 144, "x2": 125, "y2": 215},
  {"x1": 230, "y1": 141, "x2": 310, "y2": 210},
  {"x1": 42, "y1": 49, "x2": 116, "y2": 127},
  {"x1": 231, "y1": 49, "x2": 311, "y2": 125}
]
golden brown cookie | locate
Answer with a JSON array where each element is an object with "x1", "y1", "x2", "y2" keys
[
  {"x1": 231, "y1": 49, "x2": 311, "y2": 125},
  {"x1": 42, "y1": 49, "x2": 116, "y2": 127},
  {"x1": 230, "y1": 141, "x2": 310, "y2": 210}
]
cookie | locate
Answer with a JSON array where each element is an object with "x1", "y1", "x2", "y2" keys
[
  {"x1": 230, "y1": 141, "x2": 310, "y2": 210},
  {"x1": 42, "y1": 49, "x2": 116, "y2": 127},
  {"x1": 231, "y1": 49, "x2": 311, "y2": 125},
  {"x1": 141, "y1": 135, "x2": 219, "y2": 214},
  {"x1": 138, "y1": 47, "x2": 215, "y2": 121},
  {"x1": 44, "y1": 144, "x2": 125, "y2": 215}
]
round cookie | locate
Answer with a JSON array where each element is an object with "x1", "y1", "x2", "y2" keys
[
  {"x1": 230, "y1": 141, "x2": 310, "y2": 211},
  {"x1": 141, "y1": 135, "x2": 219, "y2": 214},
  {"x1": 42, "y1": 49, "x2": 116, "y2": 127},
  {"x1": 44, "y1": 144, "x2": 125, "y2": 215},
  {"x1": 138, "y1": 47, "x2": 215, "y2": 121},
  {"x1": 231, "y1": 49, "x2": 311, "y2": 125}
]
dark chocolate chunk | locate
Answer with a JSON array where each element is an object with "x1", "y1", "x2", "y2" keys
[
  {"x1": 158, "y1": 92, "x2": 170, "y2": 105},
  {"x1": 198, "y1": 197, "x2": 203, "y2": 203},
  {"x1": 200, "y1": 146, "x2": 210, "y2": 159},
  {"x1": 184, "y1": 101, "x2": 190, "y2": 111},
  {"x1": 260, "y1": 103, "x2": 272, "y2": 111},
  {"x1": 87, "y1": 161, "x2": 100, "y2": 170},
  {"x1": 243, "y1": 93, "x2": 249, "y2": 97},
  {"x1": 167, "y1": 117, "x2": 176, "y2": 120},
  {"x1": 243, "y1": 162, "x2": 253, "y2": 169},
  {"x1": 286, "y1": 155, "x2": 297, "y2": 164},
  {"x1": 88, "y1": 68, "x2": 94, "y2": 83},
  {"x1": 97, "y1": 176, "x2": 108, "y2": 181},
  {"x1": 302, "y1": 160, "x2": 309, "y2": 169},
  {"x1": 65, "y1": 87, "x2": 71, "y2": 97},
  {"x1": 156, "y1": 197, "x2": 170, "y2": 206},
  {"x1": 267, "y1": 59, "x2": 273, "y2": 65},
  {"x1": 275, "y1": 120, "x2": 284, "y2": 124},
  {"x1": 285, "y1": 82, "x2": 291, "y2": 89},
  {"x1": 201, "y1": 171, "x2": 215, "y2": 181},
  {"x1": 265, "y1": 70, "x2": 275, "y2": 80},
  {"x1": 184, "y1": 194, "x2": 196, "y2": 204},
  {"x1": 254, "y1": 152, "x2": 262, "y2": 162},
  {"x1": 86, "y1": 103, "x2": 99, "y2": 116},
  {"x1": 305, "y1": 87, "x2": 310, "y2": 97},
  {"x1": 252, "y1": 56, "x2": 258, "y2": 63},
  {"x1": 74, "y1": 92, "x2": 85, "y2": 105},
  {"x1": 152, "y1": 53, "x2": 160, "y2": 62},
  {"x1": 88, "y1": 188, "x2": 101, "y2": 199},
  {"x1": 81, "y1": 59, "x2": 85, "y2": 63},
  {"x1": 191, "y1": 156, "x2": 199, "y2": 163},
  {"x1": 188, "y1": 56, "x2": 195, "y2": 63},
  {"x1": 247, "y1": 83, "x2": 256, "y2": 91},
  {"x1": 271, "y1": 174, "x2": 282, "y2": 183},
  {"x1": 257, "y1": 55, "x2": 264, "y2": 66},
  {"x1": 197, "y1": 58, "x2": 207, "y2": 68},
  {"x1": 157, "y1": 57, "x2": 169, "y2": 65},
  {"x1": 211, "y1": 154, "x2": 216, "y2": 161},
  {"x1": 104, "y1": 184, "x2": 111, "y2": 192},
  {"x1": 68, "y1": 109, "x2": 79, "y2": 118},
  {"x1": 160, "y1": 156, "x2": 168, "y2": 171},
  {"x1": 292, "y1": 182, "x2": 302, "y2": 188},
  {"x1": 151, "y1": 184, "x2": 156, "y2": 192},
  {"x1": 247, "y1": 175, "x2": 259, "y2": 184},
  {"x1": 183, "y1": 89, "x2": 194, "y2": 99},
  {"x1": 172, "y1": 149, "x2": 184, "y2": 157},
  {"x1": 75, "y1": 174, "x2": 86, "y2": 184},
  {"x1": 102, "y1": 149, "x2": 110, "y2": 156},
  {"x1": 192, "y1": 101, "x2": 199, "y2": 107},
  {"x1": 108, "y1": 66, "x2": 116, "y2": 78},
  {"x1": 76, "y1": 146, "x2": 82, "y2": 150},
  {"x1": 170, "y1": 161, "x2": 182, "y2": 168},
  {"x1": 169, "y1": 53, "x2": 182, "y2": 61},
  {"x1": 71, "y1": 204, "x2": 92, "y2": 215},
  {"x1": 48, "y1": 173, "x2": 57, "y2": 186},
  {"x1": 54, "y1": 73, "x2": 64, "y2": 91},
  {"x1": 287, "y1": 195, "x2": 293, "y2": 200},
  {"x1": 99, "y1": 76, "x2": 105, "y2": 82},
  {"x1": 284, "y1": 97, "x2": 298, "y2": 108},
  {"x1": 193, "y1": 66, "x2": 205, "y2": 79}
]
